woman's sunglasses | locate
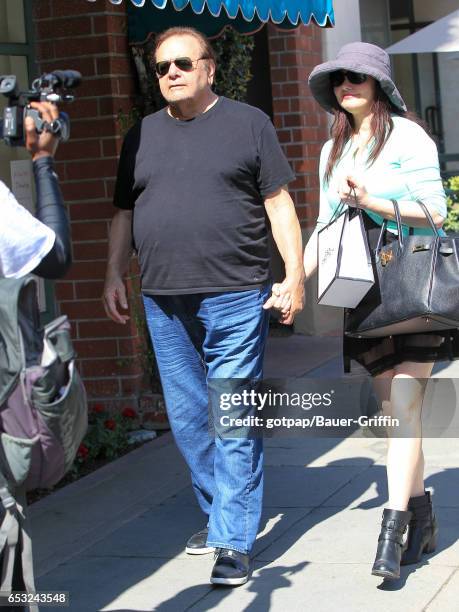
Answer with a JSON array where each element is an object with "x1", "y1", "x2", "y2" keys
[
  {"x1": 330, "y1": 70, "x2": 368, "y2": 87},
  {"x1": 155, "y1": 56, "x2": 209, "y2": 77}
]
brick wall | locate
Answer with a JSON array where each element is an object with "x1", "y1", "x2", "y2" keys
[
  {"x1": 267, "y1": 24, "x2": 328, "y2": 228},
  {"x1": 34, "y1": 0, "x2": 146, "y2": 411}
]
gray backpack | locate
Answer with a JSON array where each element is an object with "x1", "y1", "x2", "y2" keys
[{"x1": 0, "y1": 276, "x2": 87, "y2": 607}]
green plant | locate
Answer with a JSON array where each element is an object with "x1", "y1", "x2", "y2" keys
[
  {"x1": 213, "y1": 29, "x2": 255, "y2": 101},
  {"x1": 117, "y1": 106, "x2": 142, "y2": 137},
  {"x1": 128, "y1": 273, "x2": 162, "y2": 393},
  {"x1": 73, "y1": 405, "x2": 140, "y2": 477},
  {"x1": 444, "y1": 175, "x2": 459, "y2": 233}
]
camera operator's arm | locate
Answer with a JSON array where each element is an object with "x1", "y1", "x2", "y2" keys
[{"x1": 27, "y1": 102, "x2": 72, "y2": 279}]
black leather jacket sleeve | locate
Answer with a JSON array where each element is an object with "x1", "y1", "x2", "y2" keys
[{"x1": 31, "y1": 156, "x2": 72, "y2": 279}]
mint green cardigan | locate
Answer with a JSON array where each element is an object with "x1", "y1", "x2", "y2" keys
[{"x1": 317, "y1": 116, "x2": 447, "y2": 236}]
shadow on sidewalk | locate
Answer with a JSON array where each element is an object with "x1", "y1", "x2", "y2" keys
[
  {"x1": 85, "y1": 462, "x2": 459, "y2": 611},
  {"x1": 151, "y1": 561, "x2": 310, "y2": 612}
]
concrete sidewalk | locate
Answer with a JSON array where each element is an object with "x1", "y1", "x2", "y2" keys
[{"x1": 32, "y1": 334, "x2": 459, "y2": 611}]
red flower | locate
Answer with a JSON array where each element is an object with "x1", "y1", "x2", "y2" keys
[
  {"x1": 92, "y1": 403, "x2": 104, "y2": 414},
  {"x1": 122, "y1": 407, "x2": 137, "y2": 419},
  {"x1": 77, "y1": 444, "x2": 89, "y2": 459},
  {"x1": 104, "y1": 419, "x2": 116, "y2": 430}
]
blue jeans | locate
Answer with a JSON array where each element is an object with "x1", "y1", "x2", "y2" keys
[{"x1": 142, "y1": 286, "x2": 270, "y2": 554}]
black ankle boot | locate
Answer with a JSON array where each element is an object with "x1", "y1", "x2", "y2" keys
[
  {"x1": 401, "y1": 491, "x2": 438, "y2": 565},
  {"x1": 372, "y1": 508, "x2": 412, "y2": 580}
]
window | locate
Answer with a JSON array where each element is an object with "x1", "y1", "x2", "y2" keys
[
  {"x1": 389, "y1": 0, "x2": 411, "y2": 23},
  {"x1": 359, "y1": 0, "x2": 391, "y2": 48},
  {"x1": 0, "y1": 0, "x2": 35, "y2": 186},
  {"x1": 0, "y1": 0, "x2": 27, "y2": 44}
]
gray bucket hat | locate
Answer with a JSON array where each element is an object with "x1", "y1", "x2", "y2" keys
[{"x1": 308, "y1": 41, "x2": 407, "y2": 113}]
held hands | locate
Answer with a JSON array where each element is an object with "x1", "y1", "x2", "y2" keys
[
  {"x1": 25, "y1": 101, "x2": 60, "y2": 161},
  {"x1": 263, "y1": 277, "x2": 305, "y2": 325},
  {"x1": 338, "y1": 175, "x2": 371, "y2": 209}
]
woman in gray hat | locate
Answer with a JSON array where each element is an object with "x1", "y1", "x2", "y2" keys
[{"x1": 303, "y1": 42, "x2": 454, "y2": 580}]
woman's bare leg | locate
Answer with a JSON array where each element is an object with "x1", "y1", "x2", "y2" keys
[
  {"x1": 370, "y1": 361, "x2": 435, "y2": 578},
  {"x1": 372, "y1": 362, "x2": 432, "y2": 508},
  {"x1": 384, "y1": 361, "x2": 434, "y2": 510}
]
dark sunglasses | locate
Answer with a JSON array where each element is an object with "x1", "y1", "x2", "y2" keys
[
  {"x1": 330, "y1": 70, "x2": 368, "y2": 87},
  {"x1": 155, "y1": 56, "x2": 209, "y2": 77}
]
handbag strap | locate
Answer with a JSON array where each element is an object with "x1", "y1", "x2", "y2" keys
[
  {"x1": 377, "y1": 199, "x2": 441, "y2": 250},
  {"x1": 376, "y1": 199, "x2": 404, "y2": 253},
  {"x1": 415, "y1": 199, "x2": 441, "y2": 235}
]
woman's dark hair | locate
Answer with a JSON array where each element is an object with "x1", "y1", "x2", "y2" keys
[{"x1": 324, "y1": 82, "x2": 427, "y2": 184}]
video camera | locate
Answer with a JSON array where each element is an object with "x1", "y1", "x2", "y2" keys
[{"x1": 0, "y1": 70, "x2": 81, "y2": 146}]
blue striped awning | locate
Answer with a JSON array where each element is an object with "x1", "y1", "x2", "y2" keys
[{"x1": 86, "y1": 1, "x2": 335, "y2": 39}]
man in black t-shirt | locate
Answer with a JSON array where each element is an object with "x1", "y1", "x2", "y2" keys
[{"x1": 103, "y1": 27, "x2": 304, "y2": 586}]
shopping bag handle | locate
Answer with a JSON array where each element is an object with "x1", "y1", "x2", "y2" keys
[
  {"x1": 325, "y1": 200, "x2": 346, "y2": 228},
  {"x1": 324, "y1": 187, "x2": 360, "y2": 228}
]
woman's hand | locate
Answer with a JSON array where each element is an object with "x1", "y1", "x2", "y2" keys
[
  {"x1": 25, "y1": 101, "x2": 60, "y2": 161},
  {"x1": 338, "y1": 174, "x2": 372, "y2": 209},
  {"x1": 263, "y1": 282, "x2": 294, "y2": 325}
]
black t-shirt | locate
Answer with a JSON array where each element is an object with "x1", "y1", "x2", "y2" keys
[{"x1": 113, "y1": 96, "x2": 295, "y2": 294}]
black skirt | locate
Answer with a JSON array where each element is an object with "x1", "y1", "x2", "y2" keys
[{"x1": 343, "y1": 212, "x2": 459, "y2": 376}]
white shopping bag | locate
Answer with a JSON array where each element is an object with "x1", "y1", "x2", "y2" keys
[{"x1": 317, "y1": 208, "x2": 374, "y2": 308}]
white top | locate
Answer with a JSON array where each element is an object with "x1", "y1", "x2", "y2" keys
[
  {"x1": 317, "y1": 116, "x2": 447, "y2": 236},
  {"x1": 0, "y1": 179, "x2": 55, "y2": 278}
]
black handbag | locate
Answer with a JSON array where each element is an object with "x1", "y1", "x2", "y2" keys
[{"x1": 345, "y1": 199, "x2": 459, "y2": 338}]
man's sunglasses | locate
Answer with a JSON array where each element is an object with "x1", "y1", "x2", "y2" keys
[
  {"x1": 330, "y1": 70, "x2": 368, "y2": 87},
  {"x1": 155, "y1": 56, "x2": 209, "y2": 77}
]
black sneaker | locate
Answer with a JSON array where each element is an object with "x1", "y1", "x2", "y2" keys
[
  {"x1": 185, "y1": 527, "x2": 214, "y2": 555},
  {"x1": 210, "y1": 548, "x2": 250, "y2": 586}
]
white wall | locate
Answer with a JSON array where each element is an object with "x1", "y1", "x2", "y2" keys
[{"x1": 322, "y1": 0, "x2": 362, "y2": 61}]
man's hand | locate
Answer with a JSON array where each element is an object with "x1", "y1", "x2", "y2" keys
[
  {"x1": 263, "y1": 186, "x2": 305, "y2": 325},
  {"x1": 263, "y1": 276, "x2": 304, "y2": 325},
  {"x1": 103, "y1": 274, "x2": 130, "y2": 324},
  {"x1": 103, "y1": 209, "x2": 134, "y2": 324},
  {"x1": 25, "y1": 101, "x2": 60, "y2": 161}
]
